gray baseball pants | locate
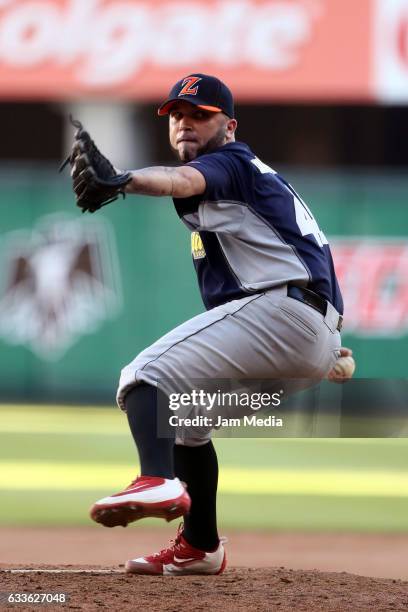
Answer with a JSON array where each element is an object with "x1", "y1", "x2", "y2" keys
[{"x1": 117, "y1": 285, "x2": 342, "y2": 445}]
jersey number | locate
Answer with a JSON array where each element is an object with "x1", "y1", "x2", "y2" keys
[
  {"x1": 293, "y1": 194, "x2": 328, "y2": 248},
  {"x1": 251, "y1": 156, "x2": 328, "y2": 248}
]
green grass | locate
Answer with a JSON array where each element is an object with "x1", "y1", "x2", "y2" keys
[
  {"x1": 1, "y1": 491, "x2": 406, "y2": 533},
  {"x1": 1, "y1": 405, "x2": 408, "y2": 531}
]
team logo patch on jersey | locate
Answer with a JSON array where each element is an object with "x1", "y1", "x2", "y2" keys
[{"x1": 191, "y1": 232, "x2": 206, "y2": 259}]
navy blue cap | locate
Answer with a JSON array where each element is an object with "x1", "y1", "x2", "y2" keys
[{"x1": 158, "y1": 73, "x2": 234, "y2": 118}]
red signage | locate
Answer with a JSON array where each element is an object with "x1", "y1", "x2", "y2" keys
[
  {"x1": 0, "y1": 0, "x2": 371, "y2": 101},
  {"x1": 332, "y1": 240, "x2": 408, "y2": 336}
]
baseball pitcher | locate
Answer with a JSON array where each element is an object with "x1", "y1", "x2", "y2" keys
[{"x1": 63, "y1": 74, "x2": 347, "y2": 576}]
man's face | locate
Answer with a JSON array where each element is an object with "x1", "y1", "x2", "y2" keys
[{"x1": 168, "y1": 101, "x2": 235, "y2": 162}]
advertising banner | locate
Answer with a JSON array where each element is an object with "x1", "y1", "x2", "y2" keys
[
  {"x1": 333, "y1": 240, "x2": 408, "y2": 336},
  {"x1": 373, "y1": 0, "x2": 408, "y2": 102},
  {"x1": 0, "y1": 169, "x2": 407, "y2": 403},
  {"x1": 0, "y1": 0, "x2": 371, "y2": 101}
]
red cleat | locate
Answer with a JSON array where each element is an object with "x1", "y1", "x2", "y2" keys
[
  {"x1": 125, "y1": 527, "x2": 227, "y2": 576},
  {"x1": 90, "y1": 476, "x2": 191, "y2": 528}
]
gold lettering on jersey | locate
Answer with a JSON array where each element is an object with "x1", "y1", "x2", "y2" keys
[{"x1": 191, "y1": 231, "x2": 206, "y2": 259}]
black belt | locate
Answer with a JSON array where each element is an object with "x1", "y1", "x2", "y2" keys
[{"x1": 287, "y1": 285, "x2": 343, "y2": 332}]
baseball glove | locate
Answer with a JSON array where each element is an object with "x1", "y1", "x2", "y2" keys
[{"x1": 60, "y1": 117, "x2": 132, "y2": 213}]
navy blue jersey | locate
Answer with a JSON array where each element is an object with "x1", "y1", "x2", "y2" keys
[{"x1": 173, "y1": 141, "x2": 343, "y2": 314}]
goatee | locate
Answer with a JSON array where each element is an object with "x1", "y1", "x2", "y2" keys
[{"x1": 173, "y1": 127, "x2": 227, "y2": 162}]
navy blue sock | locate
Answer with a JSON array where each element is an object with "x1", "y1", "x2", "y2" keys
[
  {"x1": 174, "y1": 441, "x2": 219, "y2": 551},
  {"x1": 125, "y1": 383, "x2": 175, "y2": 479}
]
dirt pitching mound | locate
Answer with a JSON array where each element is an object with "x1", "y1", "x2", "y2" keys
[{"x1": 1, "y1": 566, "x2": 408, "y2": 611}]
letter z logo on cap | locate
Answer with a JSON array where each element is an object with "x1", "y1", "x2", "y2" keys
[{"x1": 179, "y1": 76, "x2": 202, "y2": 96}]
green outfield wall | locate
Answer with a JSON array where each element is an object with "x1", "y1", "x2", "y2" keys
[{"x1": 0, "y1": 167, "x2": 407, "y2": 403}]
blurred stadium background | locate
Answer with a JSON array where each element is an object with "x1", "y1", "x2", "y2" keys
[{"x1": 1, "y1": 0, "x2": 408, "y2": 571}]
